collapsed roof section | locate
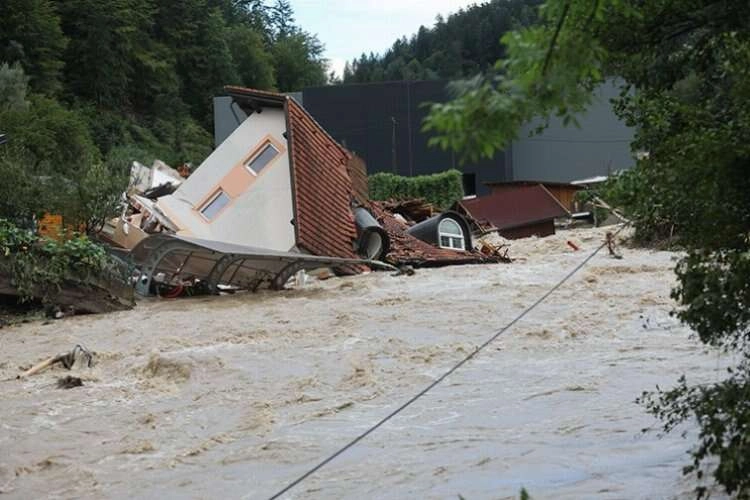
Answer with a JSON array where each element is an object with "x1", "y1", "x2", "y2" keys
[
  {"x1": 287, "y1": 98, "x2": 360, "y2": 260},
  {"x1": 131, "y1": 233, "x2": 395, "y2": 296},
  {"x1": 368, "y1": 202, "x2": 502, "y2": 267}
]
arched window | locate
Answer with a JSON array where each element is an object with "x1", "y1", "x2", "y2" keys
[{"x1": 438, "y1": 218, "x2": 465, "y2": 250}]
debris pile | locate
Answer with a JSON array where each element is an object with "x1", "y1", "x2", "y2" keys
[
  {"x1": 368, "y1": 202, "x2": 509, "y2": 267},
  {"x1": 99, "y1": 160, "x2": 185, "y2": 250},
  {"x1": 91, "y1": 87, "x2": 511, "y2": 298}
]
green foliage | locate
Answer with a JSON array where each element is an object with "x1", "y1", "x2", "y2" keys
[
  {"x1": 423, "y1": 0, "x2": 615, "y2": 162},
  {"x1": 638, "y1": 369, "x2": 750, "y2": 499},
  {"x1": 0, "y1": 94, "x2": 100, "y2": 174},
  {"x1": 423, "y1": 0, "x2": 750, "y2": 495},
  {"x1": 0, "y1": 218, "x2": 119, "y2": 301},
  {"x1": 227, "y1": 25, "x2": 276, "y2": 90},
  {"x1": 0, "y1": 0, "x2": 67, "y2": 95},
  {"x1": 1, "y1": 0, "x2": 329, "y2": 178},
  {"x1": 272, "y1": 32, "x2": 328, "y2": 91},
  {"x1": 0, "y1": 68, "x2": 128, "y2": 228},
  {"x1": 0, "y1": 148, "x2": 56, "y2": 225},
  {"x1": 73, "y1": 161, "x2": 129, "y2": 233},
  {"x1": 343, "y1": 0, "x2": 542, "y2": 84},
  {"x1": 368, "y1": 169, "x2": 464, "y2": 209},
  {"x1": 57, "y1": 0, "x2": 156, "y2": 107},
  {"x1": 0, "y1": 62, "x2": 30, "y2": 112}
]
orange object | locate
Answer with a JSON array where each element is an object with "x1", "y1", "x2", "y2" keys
[{"x1": 38, "y1": 213, "x2": 64, "y2": 240}]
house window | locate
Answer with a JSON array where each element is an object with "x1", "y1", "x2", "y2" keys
[
  {"x1": 462, "y1": 172, "x2": 477, "y2": 197},
  {"x1": 200, "y1": 190, "x2": 230, "y2": 220},
  {"x1": 246, "y1": 142, "x2": 279, "y2": 175},
  {"x1": 438, "y1": 218, "x2": 465, "y2": 250}
]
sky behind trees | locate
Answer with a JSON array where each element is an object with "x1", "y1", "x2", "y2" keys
[{"x1": 291, "y1": 0, "x2": 478, "y2": 75}]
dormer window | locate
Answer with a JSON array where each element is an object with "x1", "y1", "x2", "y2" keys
[
  {"x1": 438, "y1": 218, "x2": 465, "y2": 250},
  {"x1": 246, "y1": 142, "x2": 279, "y2": 175}
]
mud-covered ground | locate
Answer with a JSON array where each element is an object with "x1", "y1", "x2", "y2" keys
[{"x1": 0, "y1": 227, "x2": 726, "y2": 499}]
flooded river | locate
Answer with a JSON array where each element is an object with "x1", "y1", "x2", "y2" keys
[{"x1": 0, "y1": 228, "x2": 726, "y2": 499}]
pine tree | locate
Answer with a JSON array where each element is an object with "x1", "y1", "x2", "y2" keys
[
  {"x1": 0, "y1": 0, "x2": 67, "y2": 95},
  {"x1": 270, "y1": 0, "x2": 295, "y2": 38},
  {"x1": 57, "y1": 0, "x2": 156, "y2": 107}
]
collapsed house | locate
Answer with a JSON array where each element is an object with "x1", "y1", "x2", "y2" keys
[
  {"x1": 459, "y1": 184, "x2": 571, "y2": 239},
  {"x1": 484, "y1": 180, "x2": 583, "y2": 213},
  {"x1": 101, "y1": 87, "x2": 501, "y2": 295}
]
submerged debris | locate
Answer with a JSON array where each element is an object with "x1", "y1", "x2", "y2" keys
[
  {"x1": 19, "y1": 344, "x2": 94, "y2": 379},
  {"x1": 56, "y1": 376, "x2": 83, "y2": 389}
]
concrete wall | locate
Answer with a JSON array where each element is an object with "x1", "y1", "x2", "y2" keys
[
  {"x1": 509, "y1": 81, "x2": 635, "y2": 182},
  {"x1": 158, "y1": 108, "x2": 296, "y2": 251}
]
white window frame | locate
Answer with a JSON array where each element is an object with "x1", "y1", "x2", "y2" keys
[
  {"x1": 199, "y1": 190, "x2": 230, "y2": 221},
  {"x1": 245, "y1": 142, "x2": 280, "y2": 176},
  {"x1": 438, "y1": 218, "x2": 465, "y2": 250}
]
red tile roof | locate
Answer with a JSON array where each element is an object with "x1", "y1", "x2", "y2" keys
[
  {"x1": 286, "y1": 98, "x2": 360, "y2": 260},
  {"x1": 368, "y1": 202, "x2": 502, "y2": 267},
  {"x1": 460, "y1": 185, "x2": 570, "y2": 230}
]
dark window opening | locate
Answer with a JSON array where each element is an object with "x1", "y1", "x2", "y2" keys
[{"x1": 462, "y1": 173, "x2": 477, "y2": 196}]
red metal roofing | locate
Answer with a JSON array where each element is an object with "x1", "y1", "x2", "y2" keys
[
  {"x1": 460, "y1": 185, "x2": 570, "y2": 230},
  {"x1": 286, "y1": 98, "x2": 360, "y2": 260}
]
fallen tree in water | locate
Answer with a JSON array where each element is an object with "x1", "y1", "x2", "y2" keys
[{"x1": 0, "y1": 218, "x2": 133, "y2": 314}]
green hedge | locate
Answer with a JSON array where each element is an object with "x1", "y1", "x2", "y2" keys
[{"x1": 368, "y1": 169, "x2": 464, "y2": 209}]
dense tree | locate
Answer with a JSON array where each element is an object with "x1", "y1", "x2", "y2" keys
[
  {"x1": 0, "y1": 63, "x2": 30, "y2": 113},
  {"x1": 0, "y1": 0, "x2": 67, "y2": 95},
  {"x1": 0, "y1": 0, "x2": 329, "y2": 228},
  {"x1": 227, "y1": 25, "x2": 276, "y2": 91},
  {"x1": 269, "y1": 0, "x2": 296, "y2": 38},
  {"x1": 425, "y1": 0, "x2": 750, "y2": 496},
  {"x1": 343, "y1": 0, "x2": 542, "y2": 83},
  {"x1": 272, "y1": 32, "x2": 328, "y2": 91},
  {"x1": 57, "y1": 0, "x2": 157, "y2": 107}
]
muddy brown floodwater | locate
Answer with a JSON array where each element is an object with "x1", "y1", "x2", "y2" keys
[{"x1": 0, "y1": 228, "x2": 728, "y2": 499}]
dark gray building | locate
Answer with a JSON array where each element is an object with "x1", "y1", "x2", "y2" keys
[
  {"x1": 213, "y1": 80, "x2": 634, "y2": 196},
  {"x1": 507, "y1": 80, "x2": 634, "y2": 183}
]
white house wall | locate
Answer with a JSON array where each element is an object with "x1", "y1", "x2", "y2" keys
[{"x1": 156, "y1": 108, "x2": 296, "y2": 251}]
